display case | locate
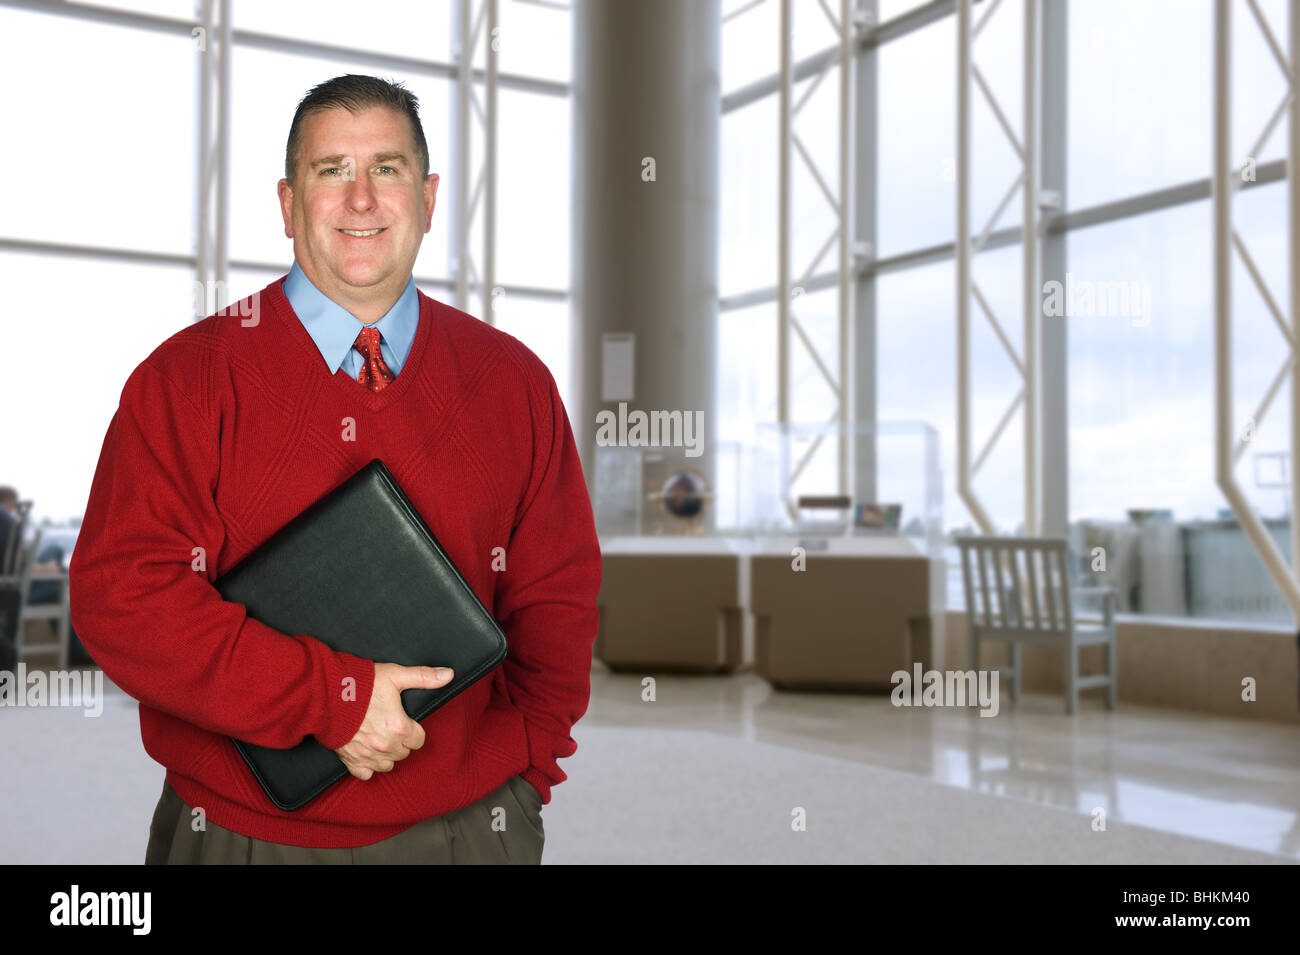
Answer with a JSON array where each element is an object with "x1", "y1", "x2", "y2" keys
[
  {"x1": 749, "y1": 418, "x2": 944, "y2": 558},
  {"x1": 591, "y1": 441, "x2": 766, "y2": 671},
  {"x1": 745, "y1": 419, "x2": 947, "y2": 690},
  {"x1": 592, "y1": 439, "x2": 779, "y2": 538}
]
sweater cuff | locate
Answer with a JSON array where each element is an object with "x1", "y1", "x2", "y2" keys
[
  {"x1": 316, "y1": 651, "x2": 375, "y2": 751},
  {"x1": 520, "y1": 716, "x2": 577, "y2": 805},
  {"x1": 520, "y1": 766, "x2": 554, "y2": 805}
]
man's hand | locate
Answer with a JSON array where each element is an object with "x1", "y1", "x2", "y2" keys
[{"x1": 334, "y1": 663, "x2": 454, "y2": 780}]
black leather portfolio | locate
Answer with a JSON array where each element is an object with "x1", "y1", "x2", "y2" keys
[{"x1": 213, "y1": 458, "x2": 509, "y2": 811}]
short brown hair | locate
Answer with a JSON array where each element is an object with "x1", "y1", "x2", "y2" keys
[
  {"x1": 285, "y1": 74, "x2": 430, "y2": 184},
  {"x1": 0, "y1": 486, "x2": 17, "y2": 509}
]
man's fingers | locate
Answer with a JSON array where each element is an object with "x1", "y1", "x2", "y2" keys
[
  {"x1": 341, "y1": 759, "x2": 374, "y2": 781},
  {"x1": 386, "y1": 664, "x2": 454, "y2": 692},
  {"x1": 356, "y1": 734, "x2": 412, "y2": 762},
  {"x1": 408, "y1": 721, "x2": 426, "y2": 751},
  {"x1": 340, "y1": 746, "x2": 402, "y2": 777},
  {"x1": 348, "y1": 728, "x2": 419, "y2": 761}
]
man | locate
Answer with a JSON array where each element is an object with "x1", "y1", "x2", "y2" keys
[
  {"x1": 68, "y1": 74, "x2": 602, "y2": 864},
  {"x1": 0, "y1": 486, "x2": 80, "y2": 665},
  {"x1": 0, "y1": 487, "x2": 21, "y2": 580},
  {"x1": 0, "y1": 486, "x2": 22, "y2": 668},
  {"x1": 0, "y1": 487, "x2": 58, "y2": 578}
]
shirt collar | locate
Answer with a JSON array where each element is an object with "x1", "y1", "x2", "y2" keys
[{"x1": 283, "y1": 261, "x2": 418, "y2": 375}]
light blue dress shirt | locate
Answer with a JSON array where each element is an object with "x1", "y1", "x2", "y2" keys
[{"x1": 283, "y1": 261, "x2": 419, "y2": 380}]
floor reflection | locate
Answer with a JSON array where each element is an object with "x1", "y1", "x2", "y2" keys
[{"x1": 586, "y1": 664, "x2": 1300, "y2": 858}]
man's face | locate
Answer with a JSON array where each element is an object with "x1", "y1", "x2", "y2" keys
[{"x1": 277, "y1": 106, "x2": 438, "y2": 320}]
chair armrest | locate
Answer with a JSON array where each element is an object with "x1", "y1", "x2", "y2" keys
[
  {"x1": 28, "y1": 570, "x2": 68, "y2": 582},
  {"x1": 1070, "y1": 585, "x2": 1116, "y2": 625},
  {"x1": 1070, "y1": 585, "x2": 1115, "y2": 598}
]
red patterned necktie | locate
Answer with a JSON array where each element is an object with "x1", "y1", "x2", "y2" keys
[{"x1": 352, "y1": 326, "x2": 395, "y2": 392}]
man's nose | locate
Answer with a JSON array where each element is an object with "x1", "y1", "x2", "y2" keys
[{"x1": 344, "y1": 171, "x2": 378, "y2": 209}]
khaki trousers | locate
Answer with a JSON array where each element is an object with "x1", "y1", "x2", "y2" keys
[{"x1": 144, "y1": 776, "x2": 545, "y2": 864}]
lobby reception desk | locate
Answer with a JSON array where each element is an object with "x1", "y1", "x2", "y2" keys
[
  {"x1": 750, "y1": 537, "x2": 946, "y2": 691},
  {"x1": 596, "y1": 536, "x2": 749, "y2": 672}
]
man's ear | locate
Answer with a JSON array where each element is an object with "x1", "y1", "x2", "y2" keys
[
  {"x1": 277, "y1": 178, "x2": 294, "y2": 238},
  {"x1": 424, "y1": 173, "x2": 439, "y2": 233}
]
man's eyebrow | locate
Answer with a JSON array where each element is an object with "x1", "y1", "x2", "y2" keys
[
  {"x1": 309, "y1": 152, "x2": 410, "y2": 169},
  {"x1": 309, "y1": 154, "x2": 349, "y2": 169}
]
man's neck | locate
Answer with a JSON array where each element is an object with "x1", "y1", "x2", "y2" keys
[
  {"x1": 340, "y1": 291, "x2": 401, "y2": 326},
  {"x1": 297, "y1": 264, "x2": 407, "y2": 325}
]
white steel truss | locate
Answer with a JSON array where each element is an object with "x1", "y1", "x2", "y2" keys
[
  {"x1": 452, "y1": 0, "x2": 499, "y2": 323},
  {"x1": 194, "y1": 0, "x2": 231, "y2": 319},
  {"x1": 775, "y1": 0, "x2": 860, "y2": 502},
  {"x1": 956, "y1": 0, "x2": 1042, "y2": 536},
  {"x1": 1212, "y1": 0, "x2": 1300, "y2": 619}
]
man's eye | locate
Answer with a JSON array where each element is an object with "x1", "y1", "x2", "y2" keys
[{"x1": 376, "y1": 166, "x2": 396, "y2": 175}]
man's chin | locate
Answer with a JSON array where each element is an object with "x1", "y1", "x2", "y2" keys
[{"x1": 333, "y1": 265, "x2": 392, "y2": 290}]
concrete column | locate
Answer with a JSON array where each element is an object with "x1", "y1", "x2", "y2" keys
[
  {"x1": 1040, "y1": 0, "x2": 1069, "y2": 538},
  {"x1": 855, "y1": 0, "x2": 878, "y2": 507},
  {"x1": 571, "y1": 0, "x2": 720, "y2": 531}
]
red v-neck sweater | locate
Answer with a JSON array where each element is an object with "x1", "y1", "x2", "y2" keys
[{"x1": 68, "y1": 276, "x2": 602, "y2": 849}]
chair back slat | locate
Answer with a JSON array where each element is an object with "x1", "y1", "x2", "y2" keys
[
  {"x1": 1023, "y1": 547, "x2": 1042, "y2": 628},
  {"x1": 957, "y1": 536, "x2": 1071, "y2": 634},
  {"x1": 1054, "y1": 546, "x2": 1074, "y2": 630},
  {"x1": 974, "y1": 542, "x2": 993, "y2": 627},
  {"x1": 992, "y1": 543, "x2": 1013, "y2": 628},
  {"x1": 959, "y1": 540, "x2": 980, "y2": 628},
  {"x1": 1008, "y1": 546, "x2": 1024, "y2": 626},
  {"x1": 1041, "y1": 544, "x2": 1060, "y2": 630}
]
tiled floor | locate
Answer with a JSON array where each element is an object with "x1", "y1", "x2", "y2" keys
[
  {"x1": 3, "y1": 657, "x2": 1297, "y2": 862},
  {"x1": 582, "y1": 662, "x2": 1300, "y2": 859}
]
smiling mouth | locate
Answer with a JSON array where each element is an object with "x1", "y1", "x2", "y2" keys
[{"x1": 338, "y1": 227, "x2": 386, "y2": 237}]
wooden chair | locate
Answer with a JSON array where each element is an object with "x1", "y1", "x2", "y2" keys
[{"x1": 956, "y1": 536, "x2": 1117, "y2": 714}]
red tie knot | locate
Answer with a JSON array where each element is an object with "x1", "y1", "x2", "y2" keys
[{"x1": 353, "y1": 326, "x2": 382, "y2": 357}]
